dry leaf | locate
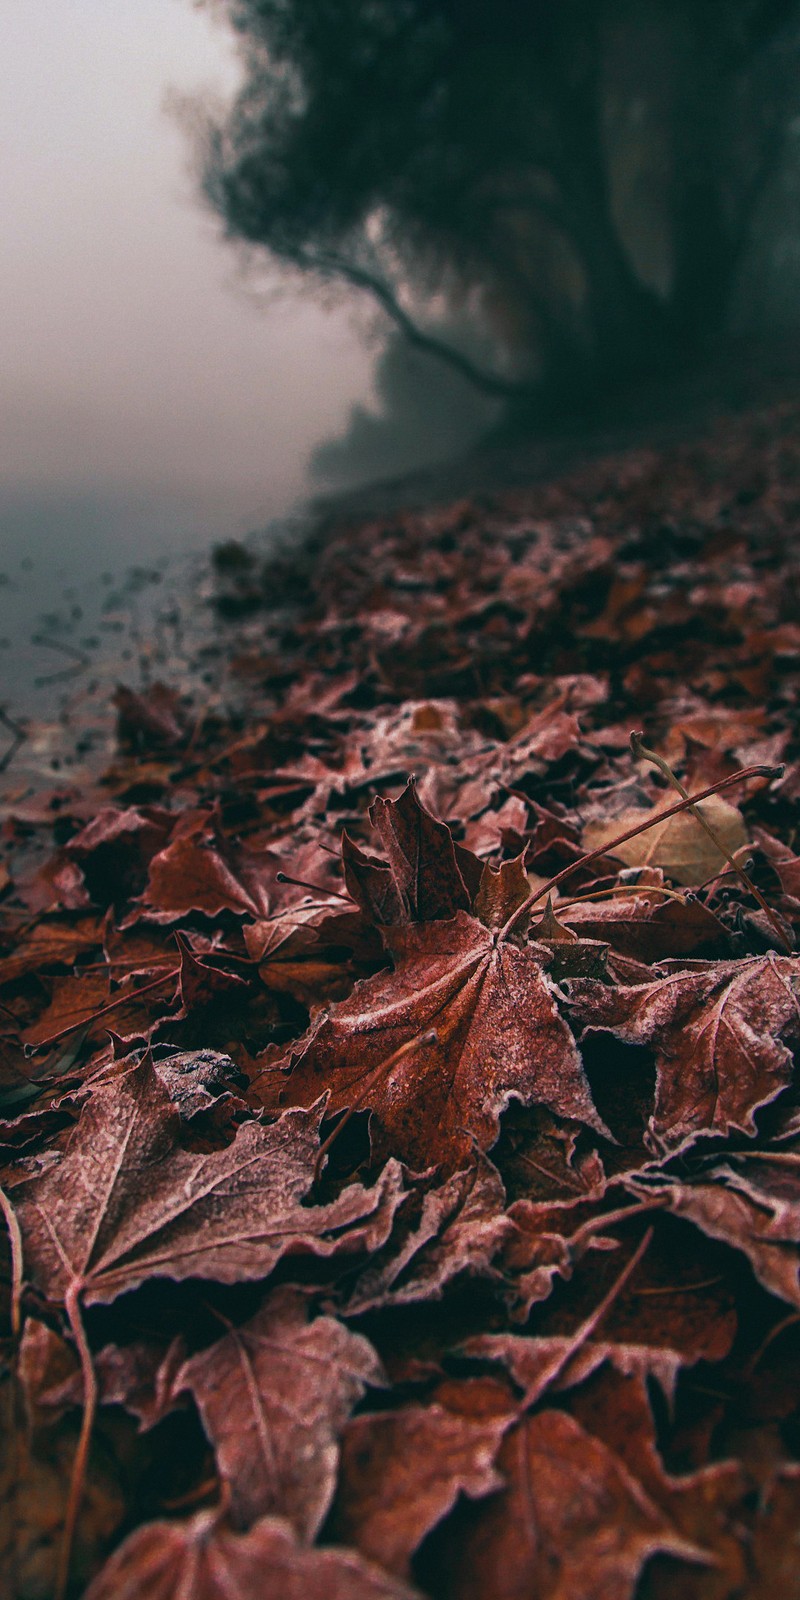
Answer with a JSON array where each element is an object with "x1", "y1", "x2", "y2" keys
[{"x1": 582, "y1": 796, "x2": 747, "y2": 886}]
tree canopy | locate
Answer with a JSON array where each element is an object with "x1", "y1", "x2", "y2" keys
[{"x1": 195, "y1": 0, "x2": 800, "y2": 401}]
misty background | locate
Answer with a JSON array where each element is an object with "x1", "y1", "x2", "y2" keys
[
  {"x1": 2, "y1": 3, "x2": 362, "y2": 545},
  {"x1": 2, "y1": 0, "x2": 496, "y2": 532},
  {"x1": 1, "y1": 0, "x2": 494, "y2": 726},
  {"x1": 5, "y1": 0, "x2": 800, "y2": 735}
]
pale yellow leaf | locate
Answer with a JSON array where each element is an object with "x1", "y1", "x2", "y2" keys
[{"x1": 583, "y1": 795, "x2": 747, "y2": 887}]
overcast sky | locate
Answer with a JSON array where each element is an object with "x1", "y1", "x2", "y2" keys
[{"x1": 0, "y1": 0, "x2": 374, "y2": 529}]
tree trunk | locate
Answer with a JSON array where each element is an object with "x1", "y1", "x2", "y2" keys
[
  {"x1": 565, "y1": 179, "x2": 672, "y2": 383},
  {"x1": 668, "y1": 16, "x2": 738, "y2": 348},
  {"x1": 671, "y1": 178, "x2": 740, "y2": 347}
]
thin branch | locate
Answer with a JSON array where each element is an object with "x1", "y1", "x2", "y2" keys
[{"x1": 298, "y1": 247, "x2": 538, "y2": 400}]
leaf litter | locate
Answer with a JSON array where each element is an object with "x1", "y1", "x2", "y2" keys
[{"x1": 1, "y1": 401, "x2": 800, "y2": 1596}]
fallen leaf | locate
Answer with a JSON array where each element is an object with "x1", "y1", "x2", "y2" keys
[
  {"x1": 748, "y1": 1467, "x2": 800, "y2": 1597},
  {"x1": 625, "y1": 1151, "x2": 800, "y2": 1306},
  {"x1": 83, "y1": 1511, "x2": 420, "y2": 1600},
  {"x1": 279, "y1": 911, "x2": 608, "y2": 1171},
  {"x1": 0, "y1": 918, "x2": 103, "y2": 986},
  {"x1": 14, "y1": 1057, "x2": 407, "y2": 1307},
  {"x1": 369, "y1": 780, "x2": 472, "y2": 923},
  {"x1": 40, "y1": 1337, "x2": 186, "y2": 1432},
  {"x1": 331, "y1": 1379, "x2": 515, "y2": 1576},
  {"x1": 177, "y1": 1286, "x2": 384, "y2": 1536},
  {"x1": 582, "y1": 796, "x2": 748, "y2": 887},
  {"x1": 472, "y1": 855, "x2": 532, "y2": 933},
  {"x1": 343, "y1": 1149, "x2": 513, "y2": 1314},
  {"x1": 137, "y1": 821, "x2": 274, "y2": 921},
  {"x1": 562, "y1": 894, "x2": 728, "y2": 962},
  {"x1": 428, "y1": 1408, "x2": 702, "y2": 1600},
  {"x1": 570, "y1": 955, "x2": 800, "y2": 1148}
]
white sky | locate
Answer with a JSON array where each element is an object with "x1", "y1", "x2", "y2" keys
[{"x1": 0, "y1": 0, "x2": 374, "y2": 520}]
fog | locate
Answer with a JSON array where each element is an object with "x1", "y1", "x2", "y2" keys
[{"x1": 0, "y1": 0, "x2": 376, "y2": 561}]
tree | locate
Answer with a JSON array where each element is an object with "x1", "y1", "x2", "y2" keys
[
  {"x1": 193, "y1": 0, "x2": 800, "y2": 405},
  {"x1": 310, "y1": 321, "x2": 499, "y2": 490}
]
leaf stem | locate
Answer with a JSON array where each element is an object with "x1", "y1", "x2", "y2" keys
[
  {"x1": 500, "y1": 764, "x2": 782, "y2": 945},
  {"x1": 56, "y1": 1282, "x2": 97, "y2": 1600},
  {"x1": 537, "y1": 1226, "x2": 654, "y2": 1401},
  {"x1": 275, "y1": 870, "x2": 351, "y2": 901},
  {"x1": 25, "y1": 968, "x2": 179, "y2": 1057},
  {"x1": 0, "y1": 1185, "x2": 23, "y2": 1338},
  {"x1": 630, "y1": 732, "x2": 791, "y2": 951},
  {"x1": 555, "y1": 884, "x2": 688, "y2": 912}
]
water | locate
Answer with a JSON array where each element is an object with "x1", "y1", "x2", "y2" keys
[{"x1": 0, "y1": 484, "x2": 296, "y2": 793}]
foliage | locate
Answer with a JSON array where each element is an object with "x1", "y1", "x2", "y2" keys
[
  {"x1": 194, "y1": 0, "x2": 800, "y2": 398},
  {"x1": 2, "y1": 400, "x2": 800, "y2": 1595}
]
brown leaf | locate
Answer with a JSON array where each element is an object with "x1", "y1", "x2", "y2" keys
[
  {"x1": 369, "y1": 779, "x2": 472, "y2": 923},
  {"x1": 280, "y1": 911, "x2": 607, "y2": 1172},
  {"x1": 567, "y1": 1368, "x2": 750, "y2": 1600},
  {"x1": 331, "y1": 1378, "x2": 515, "y2": 1576},
  {"x1": 17, "y1": 1317, "x2": 79, "y2": 1428},
  {"x1": 259, "y1": 956, "x2": 357, "y2": 1007},
  {"x1": 465, "y1": 1327, "x2": 685, "y2": 1411},
  {"x1": 464, "y1": 1224, "x2": 736, "y2": 1409},
  {"x1": 177, "y1": 1286, "x2": 384, "y2": 1536},
  {"x1": 343, "y1": 1149, "x2": 513, "y2": 1314},
  {"x1": 532, "y1": 896, "x2": 610, "y2": 978},
  {"x1": 562, "y1": 894, "x2": 728, "y2": 962},
  {"x1": 752, "y1": 827, "x2": 800, "y2": 900},
  {"x1": 21, "y1": 968, "x2": 174, "y2": 1051},
  {"x1": 84, "y1": 1512, "x2": 420, "y2": 1600},
  {"x1": 66, "y1": 806, "x2": 173, "y2": 904},
  {"x1": 245, "y1": 901, "x2": 358, "y2": 966},
  {"x1": 626, "y1": 1150, "x2": 800, "y2": 1306},
  {"x1": 570, "y1": 955, "x2": 800, "y2": 1148},
  {"x1": 498, "y1": 1186, "x2": 668, "y2": 1320},
  {"x1": 472, "y1": 855, "x2": 531, "y2": 933},
  {"x1": 431, "y1": 1409, "x2": 702, "y2": 1600},
  {"x1": 174, "y1": 935, "x2": 249, "y2": 1012},
  {"x1": 0, "y1": 1375, "x2": 126, "y2": 1600},
  {"x1": 41, "y1": 1337, "x2": 187, "y2": 1432},
  {"x1": 0, "y1": 918, "x2": 102, "y2": 987},
  {"x1": 138, "y1": 821, "x2": 274, "y2": 921},
  {"x1": 499, "y1": 701, "x2": 582, "y2": 772},
  {"x1": 14, "y1": 1057, "x2": 406, "y2": 1307},
  {"x1": 342, "y1": 832, "x2": 405, "y2": 927},
  {"x1": 748, "y1": 1466, "x2": 800, "y2": 1597}
]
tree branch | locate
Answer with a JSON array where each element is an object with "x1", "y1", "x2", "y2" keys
[{"x1": 294, "y1": 247, "x2": 538, "y2": 400}]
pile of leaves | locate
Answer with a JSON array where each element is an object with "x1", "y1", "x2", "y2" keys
[{"x1": 2, "y1": 399, "x2": 800, "y2": 1599}]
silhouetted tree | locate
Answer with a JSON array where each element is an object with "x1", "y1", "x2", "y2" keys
[
  {"x1": 310, "y1": 321, "x2": 499, "y2": 489},
  {"x1": 194, "y1": 0, "x2": 800, "y2": 402}
]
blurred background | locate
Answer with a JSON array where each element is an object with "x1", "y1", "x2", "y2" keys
[
  {"x1": 0, "y1": 1, "x2": 369, "y2": 568},
  {"x1": 3, "y1": 0, "x2": 800, "y2": 724}
]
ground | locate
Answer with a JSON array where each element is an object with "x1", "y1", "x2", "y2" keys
[{"x1": 1, "y1": 397, "x2": 800, "y2": 1598}]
